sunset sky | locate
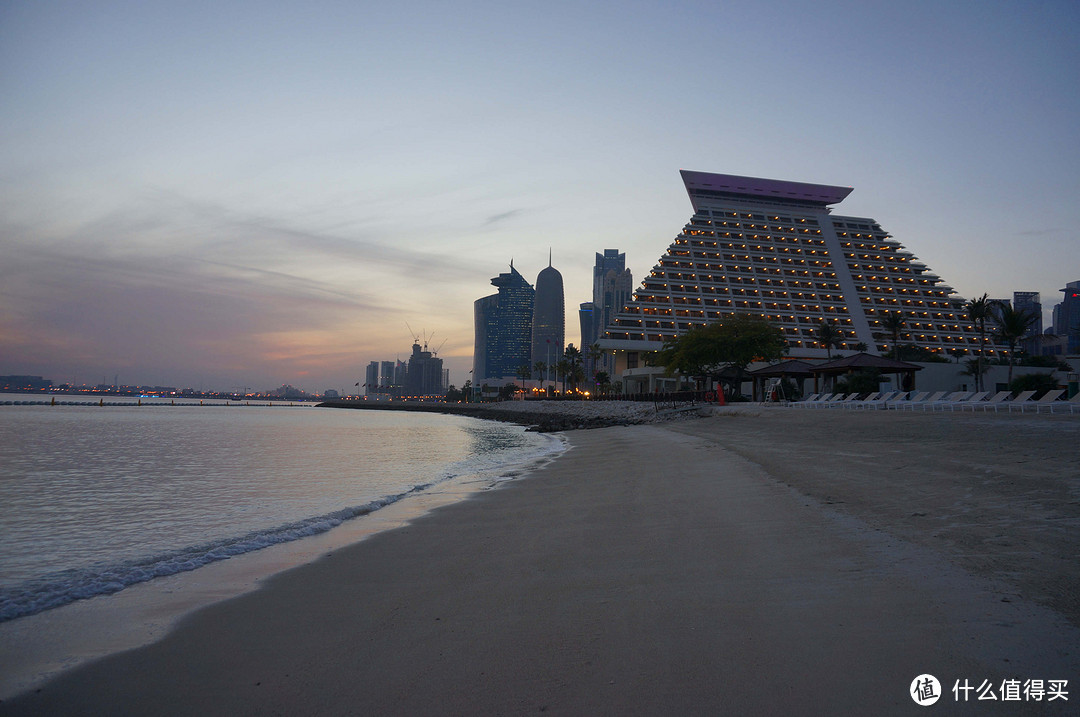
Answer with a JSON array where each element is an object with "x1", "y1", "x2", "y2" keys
[{"x1": 2, "y1": 1, "x2": 1078, "y2": 393}]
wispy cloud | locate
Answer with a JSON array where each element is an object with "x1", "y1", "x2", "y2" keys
[{"x1": 484, "y1": 208, "x2": 524, "y2": 226}]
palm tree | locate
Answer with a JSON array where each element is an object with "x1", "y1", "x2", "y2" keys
[
  {"x1": 993, "y1": 303, "x2": 1038, "y2": 384},
  {"x1": 517, "y1": 363, "x2": 532, "y2": 393},
  {"x1": 966, "y1": 293, "x2": 992, "y2": 392},
  {"x1": 588, "y1": 343, "x2": 604, "y2": 380},
  {"x1": 880, "y1": 311, "x2": 906, "y2": 361},
  {"x1": 594, "y1": 371, "x2": 611, "y2": 396},
  {"x1": 533, "y1": 361, "x2": 547, "y2": 396},
  {"x1": 563, "y1": 345, "x2": 583, "y2": 393},
  {"x1": 555, "y1": 359, "x2": 572, "y2": 394},
  {"x1": 815, "y1": 321, "x2": 842, "y2": 359}
]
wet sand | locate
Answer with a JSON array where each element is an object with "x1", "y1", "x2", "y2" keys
[{"x1": 3, "y1": 409, "x2": 1078, "y2": 715}]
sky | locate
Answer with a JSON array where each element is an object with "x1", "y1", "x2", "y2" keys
[{"x1": 2, "y1": 0, "x2": 1078, "y2": 394}]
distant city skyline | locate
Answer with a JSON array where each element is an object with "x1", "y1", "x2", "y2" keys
[{"x1": 2, "y1": 1, "x2": 1077, "y2": 392}]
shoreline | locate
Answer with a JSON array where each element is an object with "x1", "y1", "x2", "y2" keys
[
  {"x1": 4, "y1": 409, "x2": 1078, "y2": 714},
  {"x1": 0, "y1": 412, "x2": 567, "y2": 701},
  {"x1": 317, "y1": 398, "x2": 671, "y2": 431}
]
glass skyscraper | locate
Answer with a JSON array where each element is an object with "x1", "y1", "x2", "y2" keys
[
  {"x1": 473, "y1": 263, "x2": 535, "y2": 382},
  {"x1": 581, "y1": 250, "x2": 633, "y2": 378}
]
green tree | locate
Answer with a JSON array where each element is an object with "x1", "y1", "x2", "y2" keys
[
  {"x1": 833, "y1": 369, "x2": 882, "y2": 396},
  {"x1": 533, "y1": 361, "x2": 547, "y2": 395},
  {"x1": 961, "y1": 358, "x2": 988, "y2": 389},
  {"x1": 1008, "y1": 372, "x2": 1058, "y2": 396},
  {"x1": 461, "y1": 379, "x2": 472, "y2": 402},
  {"x1": 966, "y1": 293, "x2": 992, "y2": 392},
  {"x1": 815, "y1": 321, "x2": 842, "y2": 359},
  {"x1": 555, "y1": 359, "x2": 571, "y2": 394},
  {"x1": 563, "y1": 344, "x2": 584, "y2": 393},
  {"x1": 517, "y1": 363, "x2": 532, "y2": 391},
  {"x1": 588, "y1": 343, "x2": 604, "y2": 380},
  {"x1": 655, "y1": 314, "x2": 787, "y2": 397},
  {"x1": 444, "y1": 384, "x2": 463, "y2": 402},
  {"x1": 594, "y1": 370, "x2": 611, "y2": 396},
  {"x1": 993, "y1": 303, "x2": 1039, "y2": 384},
  {"x1": 879, "y1": 311, "x2": 907, "y2": 361}
]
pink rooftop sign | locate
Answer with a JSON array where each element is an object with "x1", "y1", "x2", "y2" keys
[{"x1": 680, "y1": 170, "x2": 854, "y2": 208}]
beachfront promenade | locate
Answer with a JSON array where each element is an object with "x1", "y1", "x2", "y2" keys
[{"x1": 3, "y1": 405, "x2": 1078, "y2": 714}]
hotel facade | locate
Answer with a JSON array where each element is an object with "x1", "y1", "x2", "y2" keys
[{"x1": 597, "y1": 171, "x2": 1001, "y2": 380}]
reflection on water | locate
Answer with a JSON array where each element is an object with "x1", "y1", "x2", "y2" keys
[{"x1": 0, "y1": 405, "x2": 560, "y2": 613}]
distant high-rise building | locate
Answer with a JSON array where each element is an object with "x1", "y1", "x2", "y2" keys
[
  {"x1": 1012, "y1": 291, "x2": 1042, "y2": 352},
  {"x1": 593, "y1": 250, "x2": 634, "y2": 320},
  {"x1": 578, "y1": 301, "x2": 597, "y2": 372},
  {"x1": 473, "y1": 263, "x2": 535, "y2": 382},
  {"x1": 532, "y1": 256, "x2": 565, "y2": 381},
  {"x1": 405, "y1": 341, "x2": 444, "y2": 396},
  {"x1": 380, "y1": 360, "x2": 395, "y2": 390},
  {"x1": 1056, "y1": 281, "x2": 1080, "y2": 354},
  {"x1": 582, "y1": 250, "x2": 634, "y2": 379},
  {"x1": 599, "y1": 170, "x2": 1003, "y2": 366},
  {"x1": 364, "y1": 361, "x2": 380, "y2": 396}
]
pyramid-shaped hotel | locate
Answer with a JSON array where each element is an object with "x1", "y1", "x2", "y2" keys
[{"x1": 598, "y1": 170, "x2": 1000, "y2": 365}]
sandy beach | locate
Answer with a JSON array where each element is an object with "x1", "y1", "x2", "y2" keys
[{"x1": 2, "y1": 406, "x2": 1078, "y2": 715}]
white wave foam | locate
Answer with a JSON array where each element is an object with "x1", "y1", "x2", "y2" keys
[{"x1": 0, "y1": 426, "x2": 567, "y2": 623}]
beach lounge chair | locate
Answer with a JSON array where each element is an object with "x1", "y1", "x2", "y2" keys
[
  {"x1": 811, "y1": 393, "x2": 842, "y2": 408},
  {"x1": 1030, "y1": 389, "x2": 1066, "y2": 413},
  {"x1": 849, "y1": 391, "x2": 881, "y2": 409},
  {"x1": 1040, "y1": 389, "x2": 1079, "y2": 414},
  {"x1": 795, "y1": 392, "x2": 830, "y2": 408},
  {"x1": 829, "y1": 392, "x2": 863, "y2": 408},
  {"x1": 967, "y1": 390, "x2": 1012, "y2": 412},
  {"x1": 935, "y1": 391, "x2": 978, "y2": 411},
  {"x1": 951, "y1": 391, "x2": 990, "y2": 410},
  {"x1": 904, "y1": 391, "x2": 949, "y2": 411},
  {"x1": 851, "y1": 393, "x2": 894, "y2": 408},
  {"x1": 882, "y1": 391, "x2": 908, "y2": 408},
  {"x1": 852, "y1": 391, "x2": 896, "y2": 409},
  {"x1": 993, "y1": 390, "x2": 1036, "y2": 412}
]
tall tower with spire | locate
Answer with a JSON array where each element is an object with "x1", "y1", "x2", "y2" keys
[{"x1": 532, "y1": 251, "x2": 565, "y2": 376}]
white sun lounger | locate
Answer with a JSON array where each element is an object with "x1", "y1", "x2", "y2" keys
[
  {"x1": 936, "y1": 391, "x2": 982, "y2": 411},
  {"x1": 853, "y1": 391, "x2": 893, "y2": 409},
  {"x1": 849, "y1": 391, "x2": 881, "y2": 408},
  {"x1": 900, "y1": 391, "x2": 949, "y2": 411},
  {"x1": 1039, "y1": 389, "x2": 1079, "y2": 414},
  {"x1": 991, "y1": 390, "x2": 1036, "y2": 412},
  {"x1": 828, "y1": 392, "x2": 863, "y2": 408},
  {"x1": 1030, "y1": 389, "x2": 1066, "y2": 413},
  {"x1": 966, "y1": 390, "x2": 1013, "y2": 412},
  {"x1": 795, "y1": 392, "x2": 831, "y2": 408},
  {"x1": 927, "y1": 391, "x2": 968, "y2": 411}
]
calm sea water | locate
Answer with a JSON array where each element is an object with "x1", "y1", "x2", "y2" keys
[{"x1": 0, "y1": 398, "x2": 563, "y2": 621}]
